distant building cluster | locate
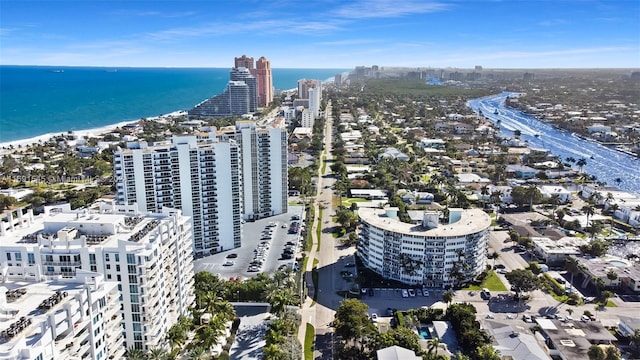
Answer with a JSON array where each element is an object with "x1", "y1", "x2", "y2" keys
[{"x1": 189, "y1": 55, "x2": 273, "y2": 117}]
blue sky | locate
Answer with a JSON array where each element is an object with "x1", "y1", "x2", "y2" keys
[{"x1": 1, "y1": 0, "x2": 639, "y2": 68}]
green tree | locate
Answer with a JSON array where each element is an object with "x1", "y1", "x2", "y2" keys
[
  {"x1": 0, "y1": 194, "x2": 17, "y2": 210},
  {"x1": 576, "y1": 158, "x2": 588, "y2": 173},
  {"x1": 511, "y1": 185, "x2": 542, "y2": 209},
  {"x1": 604, "y1": 345, "x2": 621, "y2": 360},
  {"x1": 442, "y1": 291, "x2": 454, "y2": 308},
  {"x1": 476, "y1": 344, "x2": 501, "y2": 360},
  {"x1": 582, "y1": 205, "x2": 596, "y2": 229},
  {"x1": 505, "y1": 269, "x2": 540, "y2": 296},
  {"x1": 489, "y1": 252, "x2": 500, "y2": 269},
  {"x1": 125, "y1": 348, "x2": 146, "y2": 360},
  {"x1": 587, "y1": 344, "x2": 606, "y2": 360},
  {"x1": 333, "y1": 299, "x2": 376, "y2": 352}
]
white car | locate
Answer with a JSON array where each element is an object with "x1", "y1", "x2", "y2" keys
[
  {"x1": 408, "y1": 289, "x2": 416, "y2": 297},
  {"x1": 223, "y1": 260, "x2": 234, "y2": 266},
  {"x1": 370, "y1": 313, "x2": 378, "y2": 322},
  {"x1": 401, "y1": 289, "x2": 409, "y2": 298},
  {"x1": 423, "y1": 290, "x2": 430, "y2": 297}
]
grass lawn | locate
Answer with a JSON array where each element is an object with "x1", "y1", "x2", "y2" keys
[
  {"x1": 342, "y1": 197, "x2": 367, "y2": 206},
  {"x1": 304, "y1": 323, "x2": 315, "y2": 360},
  {"x1": 463, "y1": 271, "x2": 508, "y2": 291},
  {"x1": 605, "y1": 299, "x2": 617, "y2": 307}
]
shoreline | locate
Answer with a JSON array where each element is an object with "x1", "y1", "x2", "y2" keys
[{"x1": 0, "y1": 110, "x2": 187, "y2": 154}]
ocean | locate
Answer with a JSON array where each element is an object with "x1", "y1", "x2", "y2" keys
[{"x1": 0, "y1": 66, "x2": 347, "y2": 143}]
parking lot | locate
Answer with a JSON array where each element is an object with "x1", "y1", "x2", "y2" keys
[
  {"x1": 357, "y1": 287, "x2": 447, "y2": 316},
  {"x1": 193, "y1": 205, "x2": 305, "y2": 279}
]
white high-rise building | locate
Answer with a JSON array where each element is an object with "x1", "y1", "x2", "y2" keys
[
  {"x1": 0, "y1": 203, "x2": 195, "y2": 354},
  {"x1": 220, "y1": 121, "x2": 288, "y2": 221},
  {"x1": 301, "y1": 109, "x2": 314, "y2": 128},
  {"x1": 308, "y1": 87, "x2": 321, "y2": 120},
  {"x1": 114, "y1": 134, "x2": 242, "y2": 255},
  {"x1": 357, "y1": 207, "x2": 491, "y2": 288},
  {"x1": 0, "y1": 271, "x2": 123, "y2": 360}
]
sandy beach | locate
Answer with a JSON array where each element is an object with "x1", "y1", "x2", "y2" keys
[{"x1": 0, "y1": 110, "x2": 187, "y2": 154}]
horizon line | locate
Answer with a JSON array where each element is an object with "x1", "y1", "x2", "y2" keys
[{"x1": 1, "y1": 64, "x2": 639, "y2": 71}]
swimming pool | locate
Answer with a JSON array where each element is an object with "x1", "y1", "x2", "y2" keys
[
  {"x1": 608, "y1": 259, "x2": 629, "y2": 267},
  {"x1": 418, "y1": 326, "x2": 432, "y2": 340}
]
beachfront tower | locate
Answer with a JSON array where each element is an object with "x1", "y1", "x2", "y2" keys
[
  {"x1": 234, "y1": 54, "x2": 254, "y2": 71},
  {"x1": 256, "y1": 56, "x2": 273, "y2": 107},
  {"x1": 114, "y1": 134, "x2": 242, "y2": 255},
  {"x1": 230, "y1": 67, "x2": 258, "y2": 112}
]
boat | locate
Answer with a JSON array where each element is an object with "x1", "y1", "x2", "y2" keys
[
  {"x1": 493, "y1": 109, "x2": 499, "y2": 115},
  {"x1": 52, "y1": 69, "x2": 64, "y2": 73}
]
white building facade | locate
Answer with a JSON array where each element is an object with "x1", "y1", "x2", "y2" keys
[
  {"x1": 0, "y1": 203, "x2": 195, "y2": 354},
  {"x1": 0, "y1": 271, "x2": 123, "y2": 360},
  {"x1": 224, "y1": 121, "x2": 288, "y2": 221},
  {"x1": 114, "y1": 135, "x2": 242, "y2": 254},
  {"x1": 357, "y1": 207, "x2": 491, "y2": 287}
]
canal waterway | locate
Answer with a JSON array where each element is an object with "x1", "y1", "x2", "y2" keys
[{"x1": 467, "y1": 92, "x2": 640, "y2": 196}]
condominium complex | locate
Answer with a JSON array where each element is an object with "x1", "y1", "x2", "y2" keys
[
  {"x1": 255, "y1": 56, "x2": 273, "y2": 107},
  {"x1": 219, "y1": 121, "x2": 288, "y2": 221},
  {"x1": 188, "y1": 55, "x2": 272, "y2": 117},
  {"x1": 230, "y1": 67, "x2": 257, "y2": 112},
  {"x1": 0, "y1": 202, "x2": 195, "y2": 356},
  {"x1": 357, "y1": 207, "x2": 491, "y2": 287},
  {"x1": 0, "y1": 271, "x2": 123, "y2": 360},
  {"x1": 114, "y1": 134, "x2": 242, "y2": 255},
  {"x1": 188, "y1": 80, "x2": 252, "y2": 117},
  {"x1": 297, "y1": 79, "x2": 322, "y2": 127}
]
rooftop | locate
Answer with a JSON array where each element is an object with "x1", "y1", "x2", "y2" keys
[
  {"x1": 357, "y1": 207, "x2": 491, "y2": 237},
  {"x1": 1, "y1": 205, "x2": 162, "y2": 249}
]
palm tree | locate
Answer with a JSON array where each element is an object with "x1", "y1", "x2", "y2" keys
[
  {"x1": 125, "y1": 348, "x2": 146, "y2": 360},
  {"x1": 147, "y1": 348, "x2": 168, "y2": 360},
  {"x1": 576, "y1": 158, "x2": 587, "y2": 173},
  {"x1": 582, "y1": 205, "x2": 595, "y2": 229},
  {"x1": 550, "y1": 193, "x2": 560, "y2": 220},
  {"x1": 442, "y1": 291, "x2": 454, "y2": 308},
  {"x1": 489, "y1": 252, "x2": 500, "y2": 269},
  {"x1": 187, "y1": 346, "x2": 210, "y2": 360},
  {"x1": 427, "y1": 338, "x2": 444, "y2": 359}
]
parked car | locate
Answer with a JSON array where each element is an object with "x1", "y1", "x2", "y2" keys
[
  {"x1": 401, "y1": 289, "x2": 409, "y2": 298},
  {"x1": 226, "y1": 253, "x2": 238, "y2": 259},
  {"x1": 223, "y1": 260, "x2": 234, "y2": 266},
  {"x1": 416, "y1": 289, "x2": 423, "y2": 297},
  {"x1": 345, "y1": 262, "x2": 356, "y2": 268},
  {"x1": 370, "y1": 313, "x2": 378, "y2": 322},
  {"x1": 408, "y1": 289, "x2": 416, "y2": 297},
  {"x1": 423, "y1": 289, "x2": 430, "y2": 297}
]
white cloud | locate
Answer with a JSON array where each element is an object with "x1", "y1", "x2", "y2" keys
[{"x1": 332, "y1": 0, "x2": 450, "y2": 19}]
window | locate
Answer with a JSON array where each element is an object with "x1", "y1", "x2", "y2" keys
[
  {"x1": 5, "y1": 253, "x2": 10, "y2": 261},
  {"x1": 105, "y1": 253, "x2": 110, "y2": 262},
  {"x1": 14, "y1": 253, "x2": 21, "y2": 261},
  {"x1": 127, "y1": 254, "x2": 135, "y2": 264},
  {"x1": 89, "y1": 254, "x2": 96, "y2": 265},
  {"x1": 115, "y1": 254, "x2": 120, "y2": 262},
  {"x1": 27, "y1": 254, "x2": 35, "y2": 265}
]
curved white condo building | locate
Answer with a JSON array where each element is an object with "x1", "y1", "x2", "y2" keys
[{"x1": 357, "y1": 207, "x2": 491, "y2": 288}]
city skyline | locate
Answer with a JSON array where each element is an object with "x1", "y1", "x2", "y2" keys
[{"x1": 1, "y1": 0, "x2": 639, "y2": 69}]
